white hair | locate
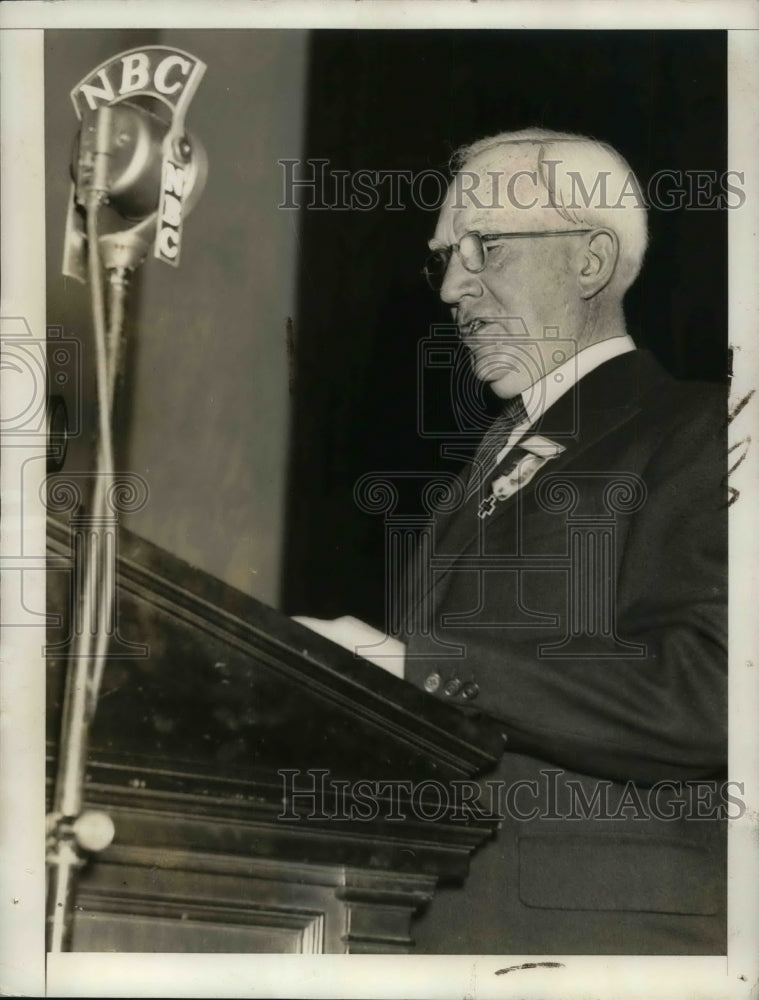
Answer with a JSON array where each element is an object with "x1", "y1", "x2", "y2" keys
[{"x1": 452, "y1": 127, "x2": 648, "y2": 294}]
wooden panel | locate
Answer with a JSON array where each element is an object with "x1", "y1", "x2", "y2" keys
[
  {"x1": 72, "y1": 911, "x2": 321, "y2": 954},
  {"x1": 74, "y1": 850, "x2": 338, "y2": 953},
  {"x1": 70, "y1": 844, "x2": 437, "y2": 953}
]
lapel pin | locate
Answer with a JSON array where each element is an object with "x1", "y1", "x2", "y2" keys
[{"x1": 477, "y1": 438, "x2": 565, "y2": 519}]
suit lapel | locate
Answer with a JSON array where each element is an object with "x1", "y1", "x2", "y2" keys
[{"x1": 403, "y1": 350, "x2": 670, "y2": 628}]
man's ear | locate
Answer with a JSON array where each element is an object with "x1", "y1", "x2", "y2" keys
[{"x1": 578, "y1": 229, "x2": 619, "y2": 299}]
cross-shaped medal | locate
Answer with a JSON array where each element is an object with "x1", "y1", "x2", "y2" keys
[{"x1": 477, "y1": 494, "x2": 498, "y2": 519}]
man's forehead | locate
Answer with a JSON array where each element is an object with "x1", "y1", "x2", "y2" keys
[{"x1": 433, "y1": 145, "x2": 551, "y2": 242}]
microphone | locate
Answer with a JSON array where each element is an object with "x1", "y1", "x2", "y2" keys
[
  {"x1": 73, "y1": 102, "x2": 166, "y2": 215},
  {"x1": 62, "y1": 45, "x2": 207, "y2": 279},
  {"x1": 75, "y1": 107, "x2": 207, "y2": 272},
  {"x1": 65, "y1": 101, "x2": 207, "y2": 274}
]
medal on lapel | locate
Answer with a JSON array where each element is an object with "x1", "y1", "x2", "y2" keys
[{"x1": 477, "y1": 435, "x2": 565, "y2": 519}]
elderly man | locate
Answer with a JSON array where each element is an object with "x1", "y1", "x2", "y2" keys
[{"x1": 297, "y1": 128, "x2": 727, "y2": 954}]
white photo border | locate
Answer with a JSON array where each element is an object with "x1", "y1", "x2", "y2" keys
[{"x1": 0, "y1": 2, "x2": 757, "y2": 998}]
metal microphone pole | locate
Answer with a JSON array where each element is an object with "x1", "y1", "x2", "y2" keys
[
  {"x1": 46, "y1": 107, "x2": 120, "y2": 952},
  {"x1": 45, "y1": 163, "x2": 159, "y2": 954}
]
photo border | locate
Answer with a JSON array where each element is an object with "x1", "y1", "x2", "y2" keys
[{"x1": 1, "y1": 2, "x2": 757, "y2": 997}]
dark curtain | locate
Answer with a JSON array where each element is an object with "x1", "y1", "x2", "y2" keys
[{"x1": 282, "y1": 29, "x2": 727, "y2": 624}]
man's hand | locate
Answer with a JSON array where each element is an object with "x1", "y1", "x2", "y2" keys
[{"x1": 292, "y1": 615, "x2": 405, "y2": 677}]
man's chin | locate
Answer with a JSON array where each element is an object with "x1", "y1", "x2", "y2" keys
[
  {"x1": 487, "y1": 373, "x2": 527, "y2": 399},
  {"x1": 472, "y1": 362, "x2": 526, "y2": 399}
]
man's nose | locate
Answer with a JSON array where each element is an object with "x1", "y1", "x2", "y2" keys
[{"x1": 439, "y1": 253, "x2": 482, "y2": 306}]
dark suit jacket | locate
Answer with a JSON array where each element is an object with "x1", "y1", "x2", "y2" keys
[{"x1": 403, "y1": 348, "x2": 728, "y2": 954}]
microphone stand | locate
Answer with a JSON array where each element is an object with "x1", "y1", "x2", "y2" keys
[
  {"x1": 45, "y1": 75, "x2": 206, "y2": 948},
  {"x1": 45, "y1": 117, "x2": 153, "y2": 949}
]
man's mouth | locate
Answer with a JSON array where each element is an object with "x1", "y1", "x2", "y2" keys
[
  {"x1": 457, "y1": 316, "x2": 531, "y2": 343},
  {"x1": 458, "y1": 317, "x2": 490, "y2": 338}
]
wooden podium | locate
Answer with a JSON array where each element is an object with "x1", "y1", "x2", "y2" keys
[{"x1": 46, "y1": 517, "x2": 504, "y2": 953}]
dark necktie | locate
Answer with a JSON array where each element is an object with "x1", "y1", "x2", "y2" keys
[{"x1": 465, "y1": 394, "x2": 529, "y2": 499}]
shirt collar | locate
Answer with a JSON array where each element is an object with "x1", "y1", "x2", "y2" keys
[
  {"x1": 494, "y1": 335, "x2": 636, "y2": 465},
  {"x1": 521, "y1": 335, "x2": 636, "y2": 425}
]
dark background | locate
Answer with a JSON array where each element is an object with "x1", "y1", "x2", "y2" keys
[{"x1": 282, "y1": 29, "x2": 728, "y2": 625}]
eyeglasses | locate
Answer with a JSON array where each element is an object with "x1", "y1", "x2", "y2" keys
[{"x1": 422, "y1": 229, "x2": 594, "y2": 291}]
